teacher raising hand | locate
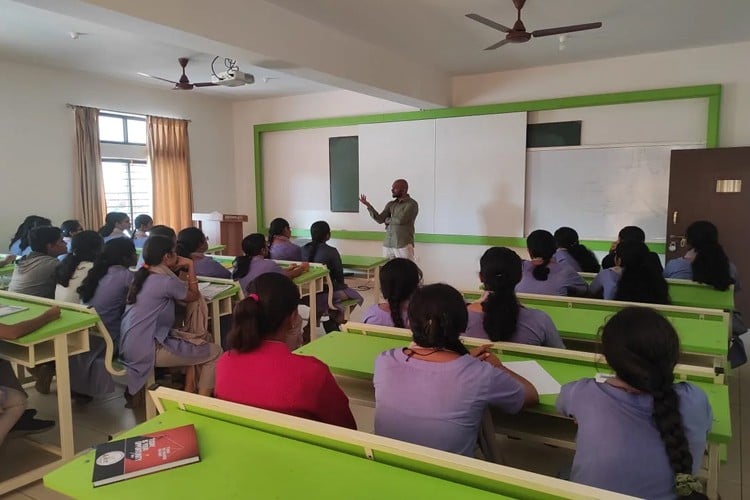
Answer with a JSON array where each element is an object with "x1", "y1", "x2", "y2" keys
[{"x1": 360, "y1": 179, "x2": 418, "y2": 261}]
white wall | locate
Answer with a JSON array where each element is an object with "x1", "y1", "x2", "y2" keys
[{"x1": 0, "y1": 58, "x2": 235, "y2": 245}]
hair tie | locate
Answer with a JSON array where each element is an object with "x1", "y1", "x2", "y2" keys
[
  {"x1": 674, "y1": 473, "x2": 703, "y2": 496},
  {"x1": 248, "y1": 293, "x2": 259, "y2": 302}
]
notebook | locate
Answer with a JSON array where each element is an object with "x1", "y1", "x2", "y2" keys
[
  {"x1": 198, "y1": 282, "x2": 233, "y2": 300},
  {"x1": 0, "y1": 304, "x2": 28, "y2": 318}
]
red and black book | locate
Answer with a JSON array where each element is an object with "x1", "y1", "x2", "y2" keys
[{"x1": 92, "y1": 424, "x2": 200, "y2": 487}]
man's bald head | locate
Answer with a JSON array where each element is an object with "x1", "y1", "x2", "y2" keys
[{"x1": 391, "y1": 179, "x2": 409, "y2": 199}]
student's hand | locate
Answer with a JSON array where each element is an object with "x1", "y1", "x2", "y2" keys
[
  {"x1": 300, "y1": 262, "x2": 310, "y2": 272},
  {"x1": 43, "y1": 306, "x2": 62, "y2": 321},
  {"x1": 173, "y1": 256, "x2": 194, "y2": 272},
  {"x1": 0, "y1": 255, "x2": 16, "y2": 266},
  {"x1": 470, "y1": 344, "x2": 503, "y2": 369},
  {"x1": 359, "y1": 194, "x2": 372, "y2": 208}
]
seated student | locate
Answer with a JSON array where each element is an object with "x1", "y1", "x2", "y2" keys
[
  {"x1": 131, "y1": 214, "x2": 153, "y2": 248},
  {"x1": 301, "y1": 221, "x2": 364, "y2": 333},
  {"x1": 602, "y1": 225, "x2": 664, "y2": 272},
  {"x1": 71, "y1": 238, "x2": 137, "y2": 401},
  {"x1": 466, "y1": 247, "x2": 565, "y2": 348},
  {"x1": 557, "y1": 307, "x2": 711, "y2": 499},
  {"x1": 120, "y1": 236, "x2": 222, "y2": 405},
  {"x1": 589, "y1": 240, "x2": 669, "y2": 304},
  {"x1": 664, "y1": 220, "x2": 739, "y2": 288},
  {"x1": 135, "y1": 225, "x2": 176, "y2": 268},
  {"x1": 553, "y1": 227, "x2": 600, "y2": 273},
  {"x1": 268, "y1": 217, "x2": 303, "y2": 261},
  {"x1": 374, "y1": 283, "x2": 538, "y2": 457},
  {"x1": 99, "y1": 212, "x2": 131, "y2": 242},
  {"x1": 233, "y1": 234, "x2": 307, "y2": 292},
  {"x1": 362, "y1": 258, "x2": 421, "y2": 328},
  {"x1": 215, "y1": 273, "x2": 356, "y2": 429},
  {"x1": 176, "y1": 227, "x2": 231, "y2": 279},
  {"x1": 9, "y1": 226, "x2": 68, "y2": 299},
  {"x1": 516, "y1": 229, "x2": 588, "y2": 296},
  {"x1": 0, "y1": 306, "x2": 61, "y2": 444},
  {"x1": 59, "y1": 219, "x2": 83, "y2": 256},
  {"x1": 8, "y1": 215, "x2": 51, "y2": 257},
  {"x1": 55, "y1": 230, "x2": 103, "y2": 304}
]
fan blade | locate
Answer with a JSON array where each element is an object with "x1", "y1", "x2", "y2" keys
[
  {"x1": 484, "y1": 39, "x2": 511, "y2": 51},
  {"x1": 532, "y1": 22, "x2": 602, "y2": 38},
  {"x1": 193, "y1": 82, "x2": 218, "y2": 87},
  {"x1": 466, "y1": 13, "x2": 511, "y2": 33},
  {"x1": 137, "y1": 72, "x2": 178, "y2": 85}
]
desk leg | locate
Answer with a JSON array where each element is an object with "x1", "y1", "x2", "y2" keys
[
  {"x1": 373, "y1": 266, "x2": 381, "y2": 300},
  {"x1": 706, "y1": 443, "x2": 719, "y2": 500},
  {"x1": 53, "y1": 335, "x2": 74, "y2": 459},
  {"x1": 210, "y1": 300, "x2": 221, "y2": 347},
  {"x1": 308, "y1": 281, "x2": 317, "y2": 342}
]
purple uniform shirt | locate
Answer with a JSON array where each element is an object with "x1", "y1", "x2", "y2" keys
[
  {"x1": 269, "y1": 238, "x2": 303, "y2": 261},
  {"x1": 557, "y1": 379, "x2": 712, "y2": 499},
  {"x1": 589, "y1": 267, "x2": 621, "y2": 300},
  {"x1": 361, "y1": 304, "x2": 409, "y2": 328},
  {"x1": 516, "y1": 260, "x2": 588, "y2": 296},
  {"x1": 553, "y1": 249, "x2": 581, "y2": 272},
  {"x1": 193, "y1": 255, "x2": 231, "y2": 279},
  {"x1": 465, "y1": 306, "x2": 565, "y2": 348},
  {"x1": 236, "y1": 256, "x2": 284, "y2": 293},
  {"x1": 374, "y1": 349, "x2": 526, "y2": 456}
]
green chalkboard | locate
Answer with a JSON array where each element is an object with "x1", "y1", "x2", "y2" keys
[
  {"x1": 527, "y1": 121, "x2": 582, "y2": 147},
  {"x1": 329, "y1": 136, "x2": 359, "y2": 212}
]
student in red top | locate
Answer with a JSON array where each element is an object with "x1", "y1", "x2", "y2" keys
[{"x1": 215, "y1": 272, "x2": 356, "y2": 429}]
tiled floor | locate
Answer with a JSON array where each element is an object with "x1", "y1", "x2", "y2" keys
[{"x1": 2, "y1": 277, "x2": 748, "y2": 499}]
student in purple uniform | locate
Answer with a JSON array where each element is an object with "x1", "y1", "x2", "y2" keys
[
  {"x1": 120, "y1": 236, "x2": 222, "y2": 404},
  {"x1": 557, "y1": 307, "x2": 711, "y2": 499},
  {"x1": 552, "y1": 227, "x2": 600, "y2": 273},
  {"x1": 361, "y1": 258, "x2": 421, "y2": 328},
  {"x1": 268, "y1": 218, "x2": 303, "y2": 261},
  {"x1": 301, "y1": 221, "x2": 364, "y2": 333},
  {"x1": 8, "y1": 215, "x2": 51, "y2": 257},
  {"x1": 516, "y1": 230, "x2": 588, "y2": 296},
  {"x1": 99, "y1": 212, "x2": 131, "y2": 242},
  {"x1": 589, "y1": 240, "x2": 669, "y2": 304},
  {"x1": 233, "y1": 234, "x2": 308, "y2": 293},
  {"x1": 131, "y1": 214, "x2": 153, "y2": 249},
  {"x1": 55, "y1": 230, "x2": 103, "y2": 304},
  {"x1": 176, "y1": 227, "x2": 231, "y2": 279},
  {"x1": 602, "y1": 225, "x2": 664, "y2": 273},
  {"x1": 466, "y1": 247, "x2": 565, "y2": 348},
  {"x1": 59, "y1": 219, "x2": 83, "y2": 257},
  {"x1": 135, "y1": 225, "x2": 176, "y2": 268},
  {"x1": 664, "y1": 220, "x2": 739, "y2": 289},
  {"x1": 73, "y1": 238, "x2": 137, "y2": 401},
  {"x1": 374, "y1": 283, "x2": 538, "y2": 457}
]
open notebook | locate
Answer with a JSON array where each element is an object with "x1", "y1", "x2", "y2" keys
[
  {"x1": 0, "y1": 304, "x2": 28, "y2": 318},
  {"x1": 198, "y1": 282, "x2": 233, "y2": 300}
]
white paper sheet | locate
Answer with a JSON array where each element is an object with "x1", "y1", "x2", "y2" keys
[
  {"x1": 503, "y1": 360, "x2": 561, "y2": 395},
  {"x1": 0, "y1": 304, "x2": 28, "y2": 318},
  {"x1": 198, "y1": 282, "x2": 232, "y2": 300}
]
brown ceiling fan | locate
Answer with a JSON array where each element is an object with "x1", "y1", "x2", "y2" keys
[
  {"x1": 138, "y1": 57, "x2": 217, "y2": 90},
  {"x1": 466, "y1": 0, "x2": 603, "y2": 50}
]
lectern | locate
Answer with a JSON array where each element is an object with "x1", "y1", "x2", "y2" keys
[{"x1": 192, "y1": 212, "x2": 248, "y2": 256}]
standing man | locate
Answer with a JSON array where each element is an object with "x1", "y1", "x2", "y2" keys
[{"x1": 360, "y1": 179, "x2": 418, "y2": 260}]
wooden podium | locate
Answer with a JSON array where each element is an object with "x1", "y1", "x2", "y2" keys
[{"x1": 192, "y1": 212, "x2": 248, "y2": 256}]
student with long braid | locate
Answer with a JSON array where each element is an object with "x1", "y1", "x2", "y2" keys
[
  {"x1": 516, "y1": 229, "x2": 588, "y2": 296},
  {"x1": 465, "y1": 247, "x2": 564, "y2": 347},
  {"x1": 361, "y1": 258, "x2": 421, "y2": 328},
  {"x1": 553, "y1": 226, "x2": 600, "y2": 273},
  {"x1": 374, "y1": 283, "x2": 538, "y2": 456},
  {"x1": 557, "y1": 307, "x2": 711, "y2": 499}
]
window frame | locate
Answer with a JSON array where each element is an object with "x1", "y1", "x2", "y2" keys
[
  {"x1": 99, "y1": 112, "x2": 147, "y2": 146},
  {"x1": 101, "y1": 157, "x2": 152, "y2": 222}
]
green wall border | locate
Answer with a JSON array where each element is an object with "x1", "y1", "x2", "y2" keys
[{"x1": 255, "y1": 84, "x2": 722, "y2": 251}]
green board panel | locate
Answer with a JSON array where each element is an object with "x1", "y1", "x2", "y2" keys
[
  {"x1": 527, "y1": 121, "x2": 582, "y2": 148},
  {"x1": 329, "y1": 136, "x2": 360, "y2": 213}
]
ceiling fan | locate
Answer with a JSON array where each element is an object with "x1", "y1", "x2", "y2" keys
[
  {"x1": 466, "y1": 0, "x2": 602, "y2": 50},
  {"x1": 138, "y1": 57, "x2": 217, "y2": 90}
]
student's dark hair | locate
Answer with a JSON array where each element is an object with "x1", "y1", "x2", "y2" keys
[
  {"x1": 305, "y1": 220, "x2": 331, "y2": 262},
  {"x1": 602, "y1": 307, "x2": 706, "y2": 499},
  {"x1": 526, "y1": 229, "x2": 556, "y2": 281},
  {"x1": 686, "y1": 221, "x2": 733, "y2": 291},
  {"x1": 132, "y1": 214, "x2": 153, "y2": 234},
  {"x1": 480, "y1": 247, "x2": 522, "y2": 341},
  {"x1": 618, "y1": 225, "x2": 646, "y2": 244},
  {"x1": 408, "y1": 283, "x2": 469, "y2": 355},
  {"x1": 99, "y1": 212, "x2": 129, "y2": 237},
  {"x1": 28, "y1": 226, "x2": 62, "y2": 253},
  {"x1": 78, "y1": 238, "x2": 136, "y2": 303},
  {"x1": 379, "y1": 258, "x2": 422, "y2": 328},
  {"x1": 615, "y1": 240, "x2": 669, "y2": 305},
  {"x1": 227, "y1": 273, "x2": 300, "y2": 352},
  {"x1": 56, "y1": 231, "x2": 103, "y2": 287},
  {"x1": 268, "y1": 218, "x2": 291, "y2": 243},
  {"x1": 127, "y1": 236, "x2": 174, "y2": 304},
  {"x1": 233, "y1": 234, "x2": 267, "y2": 280},
  {"x1": 148, "y1": 225, "x2": 177, "y2": 241},
  {"x1": 10, "y1": 215, "x2": 51, "y2": 251},
  {"x1": 554, "y1": 226, "x2": 601, "y2": 273},
  {"x1": 60, "y1": 220, "x2": 82, "y2": 238},
  {"x1": 176, "y1": 227, "x2": 206, "y2": 257}
]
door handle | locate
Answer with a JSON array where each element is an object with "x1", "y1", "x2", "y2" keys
[{"x1": 672, "y1": 211, "x2": 678, "y2": 224}]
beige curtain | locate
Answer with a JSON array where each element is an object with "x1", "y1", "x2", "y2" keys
[
  {"x1": 147, "y1": 116, "x2": 193, "y2": 231},
  {"x1": 73, "y1": 106, "x2": 106, "y2": 230}
]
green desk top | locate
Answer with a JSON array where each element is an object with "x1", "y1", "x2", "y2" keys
[
  {"x1": 341, "y1": 255, "x2": 389, "y2": 269},
  {"x1": 205, "y1": 244, "x2": 226, "y2": 254},
  {"x1": 0, "y1": 296, "x2": 98, "y2": 344},
  {"x1": 295, "y1": 332, "x2": 730, "y2": 444},
  {"x1": 44, "y1": 410, "x2": 513, "y2": 500},
  {"x1": 197, "y1": 279, "x2": 241, "y2": 302},
  {"x1": 206, "y1": 256, "x2": 329, "y2": 287}
]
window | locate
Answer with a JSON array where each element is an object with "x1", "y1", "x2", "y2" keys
[
  {"x1": 99, "y1": 111, "x2": 152, "y2": 222},
  {"x1": 101, "y1": 159, "x2": 152, "y2": 222}
]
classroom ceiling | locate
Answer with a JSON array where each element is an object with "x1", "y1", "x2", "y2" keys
[{"x1": 3, "y1": 0, "x2": 750, "y2": 105}]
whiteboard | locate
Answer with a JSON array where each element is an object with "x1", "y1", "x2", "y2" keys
[{"x1": 524, "y1": 144, "x2": 704, "y2": 242}]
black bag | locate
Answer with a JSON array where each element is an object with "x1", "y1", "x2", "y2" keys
[{"x1": 728, "y1": 334, "x2": 747, "y2": 369}]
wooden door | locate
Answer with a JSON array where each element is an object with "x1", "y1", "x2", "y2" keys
[{"x1": 666, "y1": 147, "x2": 750, "y2": 315}]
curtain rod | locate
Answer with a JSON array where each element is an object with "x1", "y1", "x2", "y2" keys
[{"x1": 65, "y1": 103, "x2": 191, "y2": 122}]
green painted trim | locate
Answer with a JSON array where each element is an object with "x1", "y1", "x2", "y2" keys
[{"x1": 257, "y1": 84, "x2": 721, "y2": 248}]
